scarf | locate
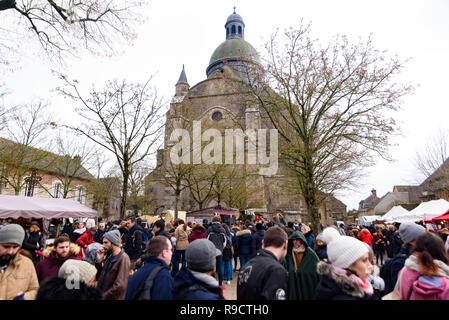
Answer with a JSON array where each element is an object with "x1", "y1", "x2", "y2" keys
[
  {"x1": 334, "y1": 265, "x2": 374, "y2": 296},
  {"x1": 292, "y1": 244, "x2": 306, "y2": 270}
]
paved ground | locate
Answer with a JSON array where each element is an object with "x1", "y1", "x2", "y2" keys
[{"x1": 222, "y1": 270, "x2": 238, "y2": 300}]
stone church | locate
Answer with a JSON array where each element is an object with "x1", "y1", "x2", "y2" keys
[{"x1": 145, "y1": 10, "x2": 346, "y2": 224}]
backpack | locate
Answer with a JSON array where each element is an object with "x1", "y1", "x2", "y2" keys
[
  {"x1": 379, "y1": 253, "x2": 408, "y2": 294},
  {"x1": 131, "y1": 265, "x2": 164, "y2": 300},
  {"x1": 207, "y1": 231, "x2": 227, "y2": 251}
]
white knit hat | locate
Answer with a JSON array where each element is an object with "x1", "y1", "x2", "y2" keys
[
  {"x1": 322, "y1": 227, "x2": 369, "y2": 269},
  {"x1": 58, "y1": 259, "x2": 98, "y2": 284}
]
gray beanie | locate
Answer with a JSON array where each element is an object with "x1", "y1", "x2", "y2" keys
[
  {"x1": 103, "y1": 229, "x2": 121, "y2": 246},
  {"x1": 0, "y1": 224, "x2": 25, "y2": 246},
  {"x1": 399, "y1": 222, "x2": 425, "y2": 244},
  {"x1": 186, "y1": 239, "x2": 221, "y2": 272}
]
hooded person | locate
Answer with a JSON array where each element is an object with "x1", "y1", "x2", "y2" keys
[
  {"x1": 282, "y1": 230, "x2": 321, "y2": 300},
  {"x1": 173, "y1": 238, "x2": 224, "y2": 300},
  {"x1": 315, "y1": 232, "x2": 328, "y2": 262},
  {"x1": 315, "y1": 227, "x2": 379, "y2": 300},
  {"x1": 0, "y1": 224, "x2": 39, "y2": 300},
  {"x1": 36, "y1": 235, "x2": 81, "y2": 283}
]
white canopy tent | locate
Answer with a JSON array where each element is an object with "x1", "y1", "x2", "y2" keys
[
  {"x1": 357, "y1": 215, "x2": 383, "y2": 226},
  {"x1": 381, "y1": 205, "x2": 410, "y2": 222},
  {"x1": 392, "y1": 199, "x2": 449, "y2": 223}
]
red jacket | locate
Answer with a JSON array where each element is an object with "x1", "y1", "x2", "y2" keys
[
  {"x1": 76, "y1": 230, "x2": 95, "y2": 249},
  {"x1": 357, "y1": 230, "x2": 374, "y2": 245},
  {"x1": 188, "y1": 229, "x2": 206, "y2": 243}
]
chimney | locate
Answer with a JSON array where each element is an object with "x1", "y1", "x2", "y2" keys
[{"x1": 371, "y1": 189, "x2": 377, "y2": 197}]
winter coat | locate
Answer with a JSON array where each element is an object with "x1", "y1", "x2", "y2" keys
[
  {"x1": 71, "y1": 227, "x2": 86, "y2": 243},
  {"x1": 22, "y1": 230, "x2": 42, "y2": 259},
  {"x1": 96, "y1": 250, "x2": 131, "y2": 300},
  {"x1": 188, "y1": 228, "x2": 206, "y2": 243},
  {"x1": 175, "y1": 225, "x2": 190, "y2": 250},
  {"x1": 315, "y1": 244, "x2": 328, "y2": 261},
  {"x1": 395, "y1": 255, "x2": 449, "y2": 300},
  {"x1": 316, "y1": 261, "x2": 379, "y2": 300},
  {"x1": 123, "y1": 224, "x2": 145, "y2": 261},
  {"x1": 373, "y1": 233, "x2": 386, "y2": 252},
  {"x1": 237, "y1": 248, "x2": 288, "y2": 300},
  {"x1": 206, "y1": 222, "x2": 227, "y2": 252},
  {"x1": 235, "y1": 229, "x2": 253, "y2": 256},
  {"x1": 36, "y1": 244, "x2": 80, "y2": 283},
  {"x1": 304, "y1": 231, "x2": 315, "y2": 249},
  {"x1": 282, "y1": 231, "x2": 321, "y2": 300},
  {"x1": 0, "y1": 252, "x2": 39, "y2": 300},
  {"x1": 76, "y1": 230, "x2": 95, "y2": 249},
  {"x1": 93, "y1": 229, "x2": 106, "y2": 243},
  {"x1": 173, "y1": 267, "x2": 224, "y2": 300},
  {"x1": 125, "y1": 257, "x2": 173, "y2": 300},
  {"x1": 357, "y1": 230, "x2": 374, "y2": 246},
  {"x1": 155, "y1": 229, "x2": 172, "y2": 240},
  {"x1": 251, "y1": 230, "x2": 265, "y2": 257}
]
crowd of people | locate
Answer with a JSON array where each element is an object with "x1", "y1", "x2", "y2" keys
[{"x1": 1, "y1": 212, "x2": 449, "y2": 301}]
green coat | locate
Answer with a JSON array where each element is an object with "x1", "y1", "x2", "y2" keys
[{"x1": 282, "y1": 230, "x2": 321, "y2": 300}]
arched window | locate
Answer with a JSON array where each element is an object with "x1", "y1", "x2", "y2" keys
[
  {"x1": 231, "y1": 25, "x2": 236, "y2": 34},
  {"x1": 238, "y1": 26, "x2": 242, "y2": 35}
]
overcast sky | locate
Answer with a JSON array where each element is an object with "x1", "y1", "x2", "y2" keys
[{"x1": 2, "y1": 0, "x2": 449, "y2": 210}]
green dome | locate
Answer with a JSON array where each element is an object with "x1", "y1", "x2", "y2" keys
[{"x1": 209, "y1": 38, "x2": 259, "y2": 66}]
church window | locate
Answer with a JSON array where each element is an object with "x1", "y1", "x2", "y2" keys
[
  {"x1": 231, "y1": 25, "x2": 236, "y2": 34},
  {"x1": 212, "y1": 111, "x2": 223, "y2": 122},
  {"x1": 238, "y1": 26, "x2": 242, "y2": 35}
]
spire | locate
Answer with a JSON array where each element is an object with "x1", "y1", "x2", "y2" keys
[
  {"x1": 175, "y1": 64, "x2": 189, "y2": 97},
  {"x1": 176, "y1": 64, "x2": 188, "y2": 85}
]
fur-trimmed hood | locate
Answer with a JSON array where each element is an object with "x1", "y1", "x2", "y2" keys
[
  {"x1": 42, "y1": 242, "x2": 81, "y2": 258},
  {"x1": 316, "y1": 261, "x2": 366, "y2": 299},
  {"x1": 236, "y1": 229, "x2": 252, "y2": 237}
]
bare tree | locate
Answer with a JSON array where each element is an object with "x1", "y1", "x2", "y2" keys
[
  {"x1": 127, "y1": 160, "x2": 152, "y2": 216},
  {"x1": 243, "y1": 22, "x2": 413, "y2": 235},
  {"x1": 57, "y1": 75, "x2": 165, "y2": 219},
  {"x1": 0, "y1": 0, "x2": 145, "y2": 61},
  {"x1": 415, "y1": 129, "x2": 449, "y2": 195},
  {"x1": 37, "y1": 128, "x2": 95, "y2": 199},
  {"x1": 0, "y1": 102, "x2": 54, "y2": 195}
]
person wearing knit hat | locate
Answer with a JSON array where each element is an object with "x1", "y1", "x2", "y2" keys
[
  {"x1": 59, "y1": 259, "x2": 98, "y2": 286},
  {"x1": 379, "y1": 222, "x2": 427, "y2": 299},
  {"x1": 0, "y1": 224, "x2": 39, "y2": 300},
  {"x1": 399, "y1": 222, "x2": 425, "y2": 244},
  {"x1": 95, "y1": 228, "x2": 131, "y2": 300},
  {"x1": 315, "y1": 227, "x2": 379, "y2": 300},
  {"x1": 172, "y1": 239, "x2": 224, "y2": 300}
]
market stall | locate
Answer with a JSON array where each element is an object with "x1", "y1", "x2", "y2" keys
[
  {"x1": 381, "y1": 205, "x2": 410, "y2": 223},
  {"x1": 186, "y1": 205, "x2": 239, "y2": 225},
  {"x1": 0, "y1": 195, "x2": 97, "y2": 243},
  {"x1": 393, "y1": 199, "x2": 449, "y2": 223}
]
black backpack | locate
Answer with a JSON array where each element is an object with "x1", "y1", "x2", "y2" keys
[
  {"x1": 379, "y1": 253, "x2": 408, "y2": 294},
  {"x1": 131, "y1": 265, "x2": 164, "y2": 300}
]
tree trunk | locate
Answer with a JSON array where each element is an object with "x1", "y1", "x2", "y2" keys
[
  {"x1": 174, "y1": 187, "x2": 180, "y2": 220},
  {"x1": 120, "y1": 172, "x2": 129, "y2": 219}
]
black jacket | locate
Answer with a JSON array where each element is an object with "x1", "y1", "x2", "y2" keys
[
  {"x1": 251, "y1": 230, "x2": 264, "y2": 257},
  {"x1": 237, "y1": 248, "x2": 288, "y2": 300},
  {"x1": 22, "y1": 230, "x2": 42, "y2": 258},
  {"x1": 206, "y1": 222, "x2": 227, "y2": 252},
  {"x1": 123, "y1": 224, "x2": 145, "y2": 261}
]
